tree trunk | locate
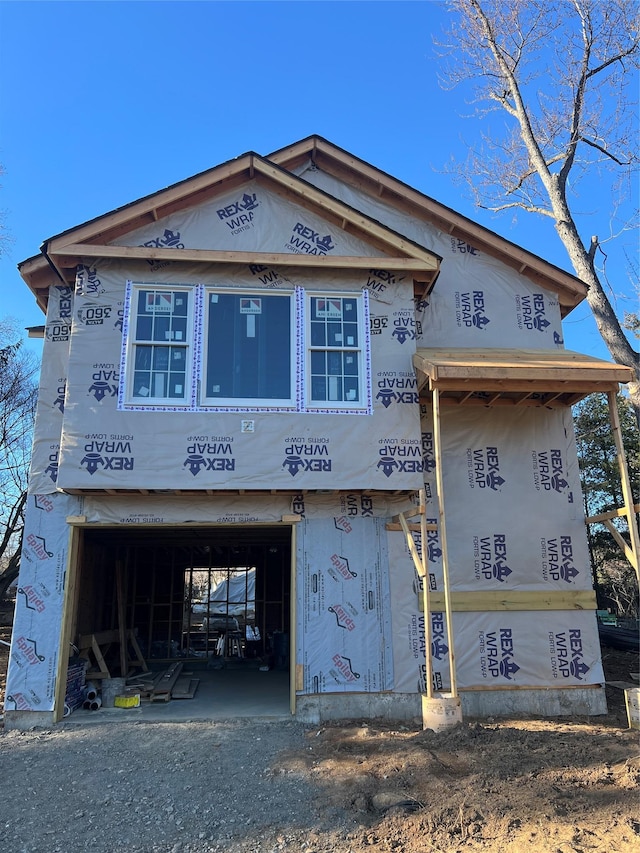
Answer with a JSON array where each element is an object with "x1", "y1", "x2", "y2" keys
[{"x1": 550, "y1": 189, "x2": 640, "y2": 429}]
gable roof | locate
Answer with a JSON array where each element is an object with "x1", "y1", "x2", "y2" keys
[
  {"x1": 19, "y1": 149, "x2": 442, "y2": 312},
  {"x1": 269, "y1": 136, "x2": 588, "y2": 316},
  {"x1": 19, "y1": 135, "x2": 587, "y2": 316}
]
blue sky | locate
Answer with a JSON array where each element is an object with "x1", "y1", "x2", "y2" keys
[{"x1": 0, "y1": 0, "x2": 637, "y2": 361}]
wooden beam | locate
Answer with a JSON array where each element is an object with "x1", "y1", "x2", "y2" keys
[
  {"x1": 398, "y1": 512, "x2": 425, "y2": 578},
  {"x1": 601, "y1": 519, "x2": 635, "y2": 566},
  {"x1": 426, "y1": 379, "x2": 620, "y2": 394},
  {"x1": 607, "y1": 390, "x2": 640, "y2": 579},
  {"x1": 432, "y1": 388, "x2": 458, "y2": 697},
  {"x1": 53, "y1": 525, "x2": 82, "y2": 722},
  {"x1": 44, "y1": 153, "x2": 256, "y2": 255},
  {"x1": 419, "y1": 589, "x2": 598, "y2": 612},
  {"x1": 434, "y1": 395, "x2": 575, "y2": 409},
  {"x1": 51, "y1": 242, "x2": 437, "y2": 274},
  {"x1": 253, "y1": 158, "x2": 440, "y2": 266},
  {"x1": 586, "y1": 503, "x2": 640, "y2": 524},
  {"x1": 269, "y1": 138, "x2": 587, "y2": 310}
]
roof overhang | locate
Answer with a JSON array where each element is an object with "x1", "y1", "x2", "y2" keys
[
  {"x1": 413, "y1": 348, "x2": 633, "y2": 408},
  {"x1": 21, "y1": 150, "x2": 441, "y2": 312},
  {"x1": 269, "y1": 136, "x2": 588, "y2": 316}
]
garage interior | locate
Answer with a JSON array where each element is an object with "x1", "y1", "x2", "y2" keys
[{"x1": 68, "y1": 525, "x2": 293, "y2": 719}]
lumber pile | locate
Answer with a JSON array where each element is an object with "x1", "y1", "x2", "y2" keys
[{"x1": 126, "y1": 662, "x2": 199, "y2": 703}]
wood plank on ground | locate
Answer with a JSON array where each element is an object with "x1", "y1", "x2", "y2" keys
[
  {"x1": 171, "y1": 677, "x2": 200, "y2": 699},
  {"x1": 149, "y1": 662, "x2": 184, "y2": 702}
]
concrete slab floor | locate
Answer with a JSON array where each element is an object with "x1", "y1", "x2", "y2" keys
[{"x1": 61, "y1": 668, "x2": 292, "y2": 726}]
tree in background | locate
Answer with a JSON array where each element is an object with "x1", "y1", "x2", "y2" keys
[
  {"x1": 574, "y1": 392, "x2": 639, "y2": 617},
  {"x1": 0, "y1": 320, "x2": 38, "y2": 599},
  {"x1": 440, "y1": 0, "x2": 640, "y2": 425}
]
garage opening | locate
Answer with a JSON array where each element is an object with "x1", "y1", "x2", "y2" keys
[{"x1": 71, "y1": 525, "x2": 292, "y2": 716}]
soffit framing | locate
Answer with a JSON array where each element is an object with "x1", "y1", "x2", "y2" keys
[{"x1": 413, "y1": 347, "x2": 633, "y2": 408}]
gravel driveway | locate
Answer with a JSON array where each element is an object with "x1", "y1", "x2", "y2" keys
[{"x1": 1, "y1": 719, "x2": 351, "y2": 853}]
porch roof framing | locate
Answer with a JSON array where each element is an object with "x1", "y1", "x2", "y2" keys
[{"x1": 413, "y1": 347, "x2": 634, "y2": 407}]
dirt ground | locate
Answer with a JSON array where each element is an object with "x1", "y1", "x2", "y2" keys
[{"x1": 1, "y1": 597, "x2": 639, "y2": 853}]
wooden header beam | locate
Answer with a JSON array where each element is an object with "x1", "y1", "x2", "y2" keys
[{"x1": 50, "y1": 243, "x2": 438, "y2": 274}]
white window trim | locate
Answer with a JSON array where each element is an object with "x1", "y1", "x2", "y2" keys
[
  {"x1": 119, "y1": 282, "x2": 372, "y2": 415},
  {"x1": 199, "y1": 287, "x2": 297, "y2": 410},
  {"x1": 119, "y1": 281, "x2": 196, "y2": 410},
  {"x1": 302, "y1": 289, "x2": 372, "y2": 414}
]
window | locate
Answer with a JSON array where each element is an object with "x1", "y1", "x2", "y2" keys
[
  {"x1": 121, "y1": 282, "x2": 371, "y2": 413},
  {"x1": 203, "y1": 290, "x2": 295, "y2": 407},
  {"x1": 307, "y1": 294, "x2": 364, "y2": 407},
  {"x1": 128, "y1": 287, "x2": 192, "y2": 402}
]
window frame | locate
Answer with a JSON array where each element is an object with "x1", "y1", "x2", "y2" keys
[
  {"x1": 121, "y1": 282, "x2": 196, "y2": 408},
  {"x1": 303, "y1": 289, "x2": 370, "y2": 412},
  {"x1": 120, "y1": 282, "x2": 372, "y2": 414},
  {"x1": 199, "y1": 287, "x2": 297, "y2": 410}
]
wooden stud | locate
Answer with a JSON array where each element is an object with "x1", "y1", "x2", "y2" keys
[
  {"x1": 607, "y1": 390, "x2": 640, "y2": 580},
  {"x1": 115, "y1": 560, "x2": 128, "y2": 677},
  {"x1": 419, "y1": 489, "x2": 433, "y2": 699},
  {"x1": 290, "y1": 523, "x2": 297, "y2": 716},
  {"x1": 432, "y1": 388, "x2": 458, "y2": 698},
  {"x1": 53, "y1": 525, "x2": 82, "y2": 722}
]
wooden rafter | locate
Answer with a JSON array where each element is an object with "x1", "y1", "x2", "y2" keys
[
  {"x1": 268, "y1": 135, "x2": 587, "y2": 314},
  {"x1": 27, "y1": 148, "x2": 441, "y2": 304}
]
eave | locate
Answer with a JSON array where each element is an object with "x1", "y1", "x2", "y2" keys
[
  {"x1": 269, "y1": 136, "x2": 588, "y2": 316},
  {"x1": 25, "y1": 150, "x2": 441, "y2": 311}
]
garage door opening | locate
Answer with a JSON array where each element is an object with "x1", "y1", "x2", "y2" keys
[{"x1": 69, "y1": 526, "x2": 293, "y2": 718}]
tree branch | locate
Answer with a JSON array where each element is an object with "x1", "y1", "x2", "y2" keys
[
  {"x1": 478, "y1": 201, "x2": 556, "y2": 217},
  {"x1": 579, "y1": 135, "x2": 634, "y2": 165}
]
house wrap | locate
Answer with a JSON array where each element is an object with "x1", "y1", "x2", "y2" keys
[{"x1": 5, "y1": 135, "x2": 633, "y2": 727}]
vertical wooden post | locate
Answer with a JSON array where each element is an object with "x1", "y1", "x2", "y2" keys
[
  {"x1": 53, "y1": 525, "x2": 81, "y2": 723},
  {"x1": 398, "y1": 496, "x2": 434, "y2": 699},
  {"x1": 607, "y1": 390, "x2": 640, "y2": 582},
  {"x1": 289, "y1": 521, "x2": 297, "y2": 716},
  {"x1": 419, "y1": 488, "x2": 434, "y2": 699},
  {"x1": 432, "y1": 388, "x2": 458, "y2": 698},
  {"x1": 116, "y1": 559, "x2": 128, "y2": 677}
]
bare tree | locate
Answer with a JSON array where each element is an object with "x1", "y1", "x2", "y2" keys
[
  {"x1": 439, "y1": 0, "x2": 640, "y2": 424},
  {"x1": 0, "y1": 319, "x2": 38, "y2": 598}
]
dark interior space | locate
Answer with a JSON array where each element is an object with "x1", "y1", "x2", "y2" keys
[{"x1": 74, "y1": 526, "x2": 292, "y2": 680}]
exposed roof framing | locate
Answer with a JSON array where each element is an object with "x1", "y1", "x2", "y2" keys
[
  {"x1": 21, "y1": 150, "x2": 441, "y2": 311},
  {"x1": 269, "y1": 136, "x2": 588, "y2": 316},
  {"x1": 413, "y1": 348, "x2": 634, "y2": 408}
]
